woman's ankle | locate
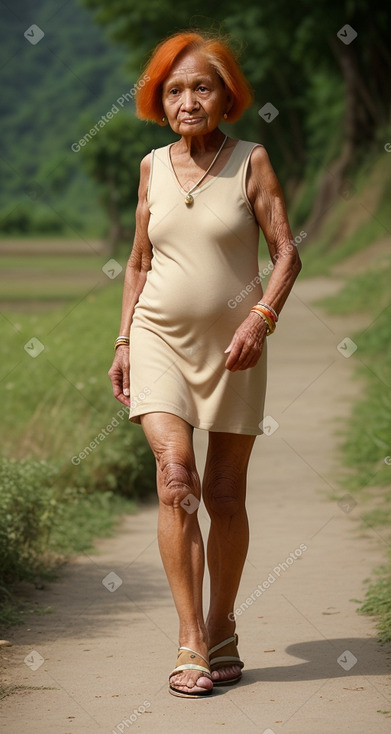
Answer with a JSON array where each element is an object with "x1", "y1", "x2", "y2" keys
[
  {"x1": 178, "y1": 625, "x2": 209, "y2": 650},
  {"x1": 206, "y1": 618, "x2": 236, "y2": 647}
]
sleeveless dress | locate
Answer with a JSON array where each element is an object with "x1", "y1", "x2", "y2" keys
[{"x1": 128, "y1": 139, "x2": 267, "y2": 435}]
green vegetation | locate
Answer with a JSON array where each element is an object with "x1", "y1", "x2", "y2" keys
[
  {"x1": 299, "y1": 150, "x2": 391, "y2": 276},
  {"x1": 0, "y1": 253, "x2": 156, "y2": 626},
  {"x1": 82, "y1": 0, "x2": 390, "y2": 239},
  {"x1": 0, "y1": 0, "x2": 135, "y2": 238},
  {"x1": 2, "y1": 0, "x2": 390, "y2": 246},
  {"x1": 0, "y1": 456, "x2": 134, "y2": 583},
  {"x1": 1, "y1": 0, "x2": 390, "y2": 642},
  {"x1": 315, "y1": 251, "x2": 391, "y2": 641}
]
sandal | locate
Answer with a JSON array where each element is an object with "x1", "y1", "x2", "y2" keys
[
  {"x1": 169, "y1": 646, "x2": 213, "y2": 698},
  {"x1": 208, "y1": 633, "x2": 244, "y2": 686}
]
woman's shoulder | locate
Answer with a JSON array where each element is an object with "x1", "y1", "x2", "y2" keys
[
  {"x1": 233, "y1": 139, "x2": 268, "y2": 168},
  {"x1": 237, "y1": 140, "x2": 271, "y2": 169},
  {"x1": 236, "y1": 139, "x2": 266, "y2": 154},
  {"x1": 140, "y1": 143, "x2": 170, "y2": 170}
]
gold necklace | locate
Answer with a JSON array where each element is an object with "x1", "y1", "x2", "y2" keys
[{"x1": 181, "y1": 135, "x2": 228, "y2": 206}]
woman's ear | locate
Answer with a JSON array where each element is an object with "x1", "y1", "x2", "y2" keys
[{"x1": 223, "y1": 94, "x2": 234, "y2": 120}]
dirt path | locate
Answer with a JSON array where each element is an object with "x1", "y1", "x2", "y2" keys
[{"x1": 1, "y1": 277, "x2": 390, "y2": 733}]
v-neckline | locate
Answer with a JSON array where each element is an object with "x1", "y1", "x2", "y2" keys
[{"x1": 167, "y1": 139, "x2": 240, "y2": 199}]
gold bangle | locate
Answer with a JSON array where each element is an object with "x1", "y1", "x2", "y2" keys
[
  {"x1": 253, "y1": 305, "x2": 276, "y2": 331},
  {"x1": 251, "y1": 306, "x2": 275, "y2": 334},
  {"x1": 257, "y1": 301, "x2": 278, "y2": 322},
  {"x1": 251, "y1": 308, "x2": 273, "y2": 335},
  {"x1": 114, "y1": 341, "x2": 130, "y2": 351}
]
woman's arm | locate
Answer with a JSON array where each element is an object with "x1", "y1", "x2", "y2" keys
[
  {"x1": 225, "y1": 145, "x2": 302, "y2": 372},
  {"x1": 108, "y1": 154, "x2": 153, "y2": 405}
]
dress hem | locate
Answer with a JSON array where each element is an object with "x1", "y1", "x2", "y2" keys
[{"x1": 129, "y1": 403, "x2": 264, "y2": 436}]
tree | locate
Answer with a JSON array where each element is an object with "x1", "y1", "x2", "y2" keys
[
  {"x1": 79, "y1": 113, "x2": 172, "y2": 251},
  {"x1": 80, "y1": 0, "x2": 391, "y2": 229}
]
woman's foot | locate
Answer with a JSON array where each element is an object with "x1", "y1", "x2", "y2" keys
[
  {"x1": 169, "y1": 638, "x2": 213, "y2": 696},
  {"x1": 169, "y1": 669, "x2": 213, "y2": 694},
  {"x1": 207, "y1": 625, "x2": 243, "y2": 684},
  {"x1": 210, "y1": 663, "x2": 242, "y2": 683}
]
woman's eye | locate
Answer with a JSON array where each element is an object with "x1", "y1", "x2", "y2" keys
[
  {"x1": 198, "y1": 86, "x2": 208, "y2": 92},
  {"x1": 169, "y1": 88, "x2": 179, "y2": 95}
]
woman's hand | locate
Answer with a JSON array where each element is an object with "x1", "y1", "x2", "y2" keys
[
  {"x1": 108, "y1": 346, "x2": 130, "y2": 407},
  {"x1": 224, "y1": 312, "x2": 267, "y2": 371}
]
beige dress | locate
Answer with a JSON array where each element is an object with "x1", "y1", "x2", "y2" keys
[{"x1": 129, "y1": 139, "x2": 267, "y2": 435}]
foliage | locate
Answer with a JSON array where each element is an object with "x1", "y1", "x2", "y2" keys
[
  {"x1": 315, "y1": 252, "x2": 391, "y2": 642},
  {"x1": 0, "y1": 457, "x2": 60, "y2": 585},
  {"x1": 0, "y1": 262, "x2": 156, "y2": 499},
  {"x1": 79, "y1": 113, "x2": 174, "y2": 244},
  {"x1": 0, "y1": 455, "x2": 137, "y2": 610},
  {"x1": 299, "y1": 152, "x2": 391, "y2": 276},
  {"x1": 2, "y1": 0, "x2": 390, "y2": 236},
  {"x1": 82, "y1": 0, "x2": 390, "y2": 184},
  {"x1": 0, "y1": 0, "x2": 132, "y2": 235},
  {"x1": 0, "y1": 255, "x2": 156, "y2": 619},
  {"x1": 357, "y1": 570, "x2": 391, "y2": 643},
  {"x1": 316, "y1": 256, "x2": 391, "y2": 492}
]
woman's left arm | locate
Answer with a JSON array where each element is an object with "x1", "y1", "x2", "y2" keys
[{"x1": 225, "y1": 145, "x2": 302, "y2": 372}]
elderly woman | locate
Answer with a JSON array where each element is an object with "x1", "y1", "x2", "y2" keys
[{"x1": 108, "y1": 31, "x2": 301, "y2": 698}]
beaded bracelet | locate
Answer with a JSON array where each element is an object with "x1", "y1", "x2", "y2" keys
[{"x1": 257, "y1": 301, "x2": 278, "y2": 322}]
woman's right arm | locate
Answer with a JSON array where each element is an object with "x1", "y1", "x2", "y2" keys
[{"x1": 108, "y1": 153, "x2": 153, "y2": 407}]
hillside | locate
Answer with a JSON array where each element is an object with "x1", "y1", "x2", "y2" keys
[{"x1": 0, "y1": 0, "x2": 135, "y2": 235}]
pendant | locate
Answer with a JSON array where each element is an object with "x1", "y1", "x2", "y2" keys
[{"x1": 185, "y1": 193, "x2": 194, "y2": 205}]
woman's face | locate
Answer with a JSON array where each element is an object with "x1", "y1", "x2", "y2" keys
[{"x1": 161, "y1": 51, "x2": 230, "y2": 136}]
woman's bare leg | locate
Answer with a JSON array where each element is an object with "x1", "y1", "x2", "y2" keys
[
  {"x1": 202, "y1": 431, "x2": 256, "y2": 682},
  {"x1": 140, "y1": 412, "x2": 212, "y2": 694}
]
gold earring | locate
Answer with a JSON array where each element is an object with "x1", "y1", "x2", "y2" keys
[
  {"x1": 223, "y1": 112, "x2": 228, "y2": 119},
  {"x1": 162, "y1": 116, "x2": 166, "y2": 122}
]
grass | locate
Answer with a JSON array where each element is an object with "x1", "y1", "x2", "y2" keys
[
  {"x1": 2, "y1": 157, "x2": 391, "y2": 644},
  {"x1": 315, "y1": 260, "x2": 391, "y2": 642},
  {"x1": 0, "y1": 252, "x2": 127, "y2": 301},
  {"x1": 1, "y1": 268, "x2": 127, "y2": 459},
  {"x1": 0, "y1": 246, "x2": 155, "y2": 627},
  {"x1": 299, "y1": 153, "x2": 391, "y2": 277}
]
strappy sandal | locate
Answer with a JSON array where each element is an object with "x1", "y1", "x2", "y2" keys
[
  {"x1": 208, "y1": 633, "x2": 244, "y2": 686},
  {"x1": 169, "y1": 646, "x2": 213, "y2": 698}
]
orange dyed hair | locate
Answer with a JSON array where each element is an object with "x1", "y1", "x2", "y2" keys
[{"x1": 135, "y1": 31, "x2": 253, "y2": 125}]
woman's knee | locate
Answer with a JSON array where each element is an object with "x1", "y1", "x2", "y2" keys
[
  {"x1": 203, "y1": 468, "x2": 245, "y2": 517},
  {"x1": 156, "y1": 450, "x2": 200, "y2": 508}
]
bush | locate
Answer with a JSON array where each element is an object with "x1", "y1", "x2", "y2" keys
[
  {"x1": 0, "y1": 457, "x2": 60, "y2": 587},
  {"x1": 0, "y1": 454, "x2": 142, "y2": 603},
  {"x1": 63, "y1": 416, "x2": 156, "y2": 500}
]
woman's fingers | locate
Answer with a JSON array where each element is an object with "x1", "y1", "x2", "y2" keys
[
  {"x1": 108, "y1": 350, "x2": 131, "y2": 406},
  {"x1": 122, "y1": 370, "x2": 130, "y2": 397},
  {"x1": 224, "y1": 337, "x2": 245, "y2": 370},
  {"x1": 226, "y1": 344, "x2": 262, "y2": 371},
  {"x1": 225, "y1": 313, "x2": 267, "y2": 371}
]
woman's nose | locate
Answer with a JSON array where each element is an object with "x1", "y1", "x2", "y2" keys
[{"x1": 181, "y1": 90, "x2": 199, "y2": 110}]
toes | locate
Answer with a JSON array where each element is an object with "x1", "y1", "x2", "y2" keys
[
  {"x1": 211, "y1": 664, "x2": 241, "y2": 681},
  {"x1": 193, "y1": 675, "x2": 213, "y2": 690},
  {"x1": 170, "y1": 673, "x2": 213, "y2": 692}
]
